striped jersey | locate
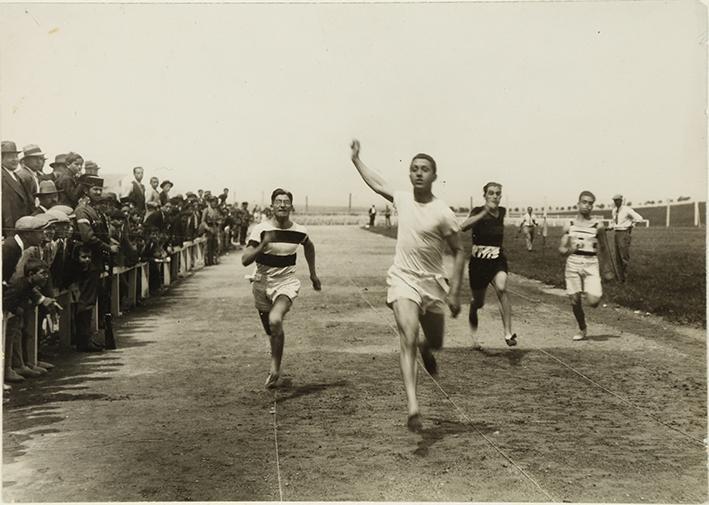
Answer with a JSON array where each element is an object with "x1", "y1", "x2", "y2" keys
[
  {"x1": 248, "y1": 220, "x2": 309, "y2": 278},
  {"x1": 567, "y1": 218, "x2": 600, "y2": 255}
]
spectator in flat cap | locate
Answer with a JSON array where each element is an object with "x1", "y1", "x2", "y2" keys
[
  {"x1": 2, "y1": 141, "x2": 30, "y2": 237},
  {"x1": 159, "y1": 180, "x2": 173, "y2": 206},
  {"x1": 55, "y1": 152, "x2": 83, "y2": 208},
  {"x1": 3, "y1": 216, "x2": 61, "y2": 382},
  {"x1": 31, "y1": 180, "x2": 63, "y2": 215}
]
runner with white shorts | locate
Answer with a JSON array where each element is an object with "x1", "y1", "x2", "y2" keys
[
  {"x1": 350, "y1": 139, "x2": 466, "y2": 433},
  {"x1": 242, "y1": 188, "x2": 321, "y2": 388},
  {"x1": 559, "y1": 190, "x2": 604, "y2": 341}
]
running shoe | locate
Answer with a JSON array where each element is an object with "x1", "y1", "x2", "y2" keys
[
  {"x1": 572, "y1": 328, "x2": 587, "y2": 341},
  {"x1": 407, "y1": 413, "x2": 423, "y2": 433},
  {"x1": 504, "y1": 334, "x2": 518, "y2": 347}
]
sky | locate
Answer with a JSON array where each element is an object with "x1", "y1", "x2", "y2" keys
[{"x1": 0, "y1": 0, "x2": 706, "y2": 210}]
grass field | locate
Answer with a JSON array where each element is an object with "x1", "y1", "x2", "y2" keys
[{"x1": 368, "y1": 225, "x2": 706, "y2": 327}]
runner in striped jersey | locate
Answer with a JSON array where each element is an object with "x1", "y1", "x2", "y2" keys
[
  {"x1": 242, "y1": 188, "x2": 321, "y2": 388},
  {"x1": 559, "y1": 191, "x2": 604, "y2": 341}
]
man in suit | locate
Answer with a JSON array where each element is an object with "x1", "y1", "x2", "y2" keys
[
  {"x1": 126, "y1": 166, "x2": 146, "y2": 213},
  {"x1": 1, "y1": 141, "x2": 31, "y2": 237},
  {"x1": 31, "y1": 180, "x2": 62, "y2": 215},
  {"x1": 17, "y1": 144, "x2": 49, "y2": 211}
]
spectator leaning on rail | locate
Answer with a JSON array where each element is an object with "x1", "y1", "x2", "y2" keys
[
  {"x1": 609, "y1": 194, "x2": 643, "y2": 283},
  {"x1": 74, "y1": 175, "x2": 118, "y2": 352},
  {"x1": 3, "y1": 216, "x2": 62, "y2": 384}
]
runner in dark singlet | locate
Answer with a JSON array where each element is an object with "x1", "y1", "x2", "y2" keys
[{"x1": 460, "y1": 182, "x2": 518, "y2": 348}]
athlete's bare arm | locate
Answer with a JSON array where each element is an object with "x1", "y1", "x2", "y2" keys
[
  {"x1": 460, "y1": 207, "x2": 489, "y2": 232},
  {"x1": 241, "y1": 232, "x2": 272, "y2": 266},
  {"x1": 444, "y1": 231, "x2": 466, "y2": 318},
  {"x1": 350, "y1": 139, "x2": 394, "y2": 203},
  {"x1": 303, "y1": 237, "x2": 322, "y2": 291},
  {"x1": 558, "y1": 221, "x2": 576, "y2": 256}
]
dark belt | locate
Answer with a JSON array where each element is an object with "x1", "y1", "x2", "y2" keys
[{"x1": 572, "y1": 251, "x2": 597, "y2": 257}]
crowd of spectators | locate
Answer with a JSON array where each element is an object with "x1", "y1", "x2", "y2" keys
[{"x1": 2, "y1": 140, "x2": 259, "y2": 395}]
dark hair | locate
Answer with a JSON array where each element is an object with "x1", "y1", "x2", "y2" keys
[
  {"x1": 133, "y1": 166, "x2": 143, "y2": 174},
  {"x1": 65, "y1": 152, "x2": 83, "y2": 165},
  {"x1": 271, "y1": 188, "x2": 293, "y2": 204},
  {"x1": 578, "y1": 190, "x2": 596, "y2": 202},
  {"x1": 24, "y1": 258, "x2": 48, "y2": 276},
  {"x1": 483, "y1": 182, "x2": 502, "y2": 194},
  {"x1": 410, "y1": 153, "x2": 437, "y2": 174}
]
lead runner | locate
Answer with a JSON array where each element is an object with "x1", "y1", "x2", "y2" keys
[{"x1": 350, "y1": 139, "x2": 466, "y2": 432}]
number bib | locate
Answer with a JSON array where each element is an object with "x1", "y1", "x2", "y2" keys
[{"x1": 471, "y1": 244, "x2": 501, "y2": 259}]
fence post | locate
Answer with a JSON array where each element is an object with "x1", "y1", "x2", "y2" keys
[
  {"x1": 694, "y1": 200, "x2": 700, "y2": 227},
  {"x1": 58, "y1": 291, "x2": 73, "y2": 348},
  {"x1": 111, "y1": 271, "x2": 121, "y2": 317},
  {"x1": 128, "y1": 267, "x2": 138, "y2": 308},
  {"x1": 29, "y1": 307, "x2": 39, "y2": 367},
  {"x1": 140, "y1": 263, "x2": 150, "y2": 299},
  {"x1": 666, "y1": 202, "x2": 671, "y2": 227}
]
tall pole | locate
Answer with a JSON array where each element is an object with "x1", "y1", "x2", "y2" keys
[
  {"x1": 305, "y1": 195, "x2": 309, "y2": 213},
  {"x1": 348, "y1": 193, "x2": 352, "y2": 212},
  {"x1": 469, "y1": 196, "x2": 473, "y2": 212}
]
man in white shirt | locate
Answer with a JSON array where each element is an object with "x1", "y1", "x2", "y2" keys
[
  {"x1": 610, "y1": 194, "x2": 643, "y2": 282},
  {"x1": 350, "y1": 139, "x2": 466, "y2": 433},
  {"x1": 518, "y1": 206, "x2": 538, "y2": 252}
]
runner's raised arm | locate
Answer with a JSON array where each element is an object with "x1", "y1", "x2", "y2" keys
[{"x1": 350, "y1": 139, "x2": 394, "y2": 203}]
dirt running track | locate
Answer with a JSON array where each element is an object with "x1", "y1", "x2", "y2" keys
[{"x1": 3, "y1": 225, "x2": 707, "y2": 502}]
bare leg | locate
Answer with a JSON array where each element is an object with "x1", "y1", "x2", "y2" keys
[
  {"x1": 418, "y1": 311, "x2": 445, "y2": 375},
  {"x1": 266, "y1": 295, "x2": 292, "y2": 385},
  {"x1": 392, "y1": 299, "x2": 423, "y2": 426},
  {"x1": 492, "y1": 271, "x2": 514, "y2": 340}
]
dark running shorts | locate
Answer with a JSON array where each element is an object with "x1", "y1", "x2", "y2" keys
[{"x1": 468, "y1": 256, "x2": 508, "y2": 290}]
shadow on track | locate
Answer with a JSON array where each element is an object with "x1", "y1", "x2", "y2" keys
[
  {"x1": 275, "y1": 379, "x2": 348, "y2": 404},
  {"x1": 413, "y1": 418, "x2": 496, "y2": 457}
]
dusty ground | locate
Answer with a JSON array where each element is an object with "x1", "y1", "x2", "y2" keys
[{"x1": 2, "y1": 225, "x2": 706, "y2": 502}]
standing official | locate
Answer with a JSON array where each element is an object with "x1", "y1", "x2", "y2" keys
[
  {"x1": 610, "y1": 194, "x2": 643, "y2": 283},
  {"x1": 518, "y1": 206, "x2": 538, "y2": 252},
  {"x1": 55, "y1": 152, "x2": 83, "y2": 208}
]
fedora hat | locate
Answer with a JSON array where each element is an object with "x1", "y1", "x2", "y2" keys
[
  {"x1": 612, "y1": 194, "x2": 623, "y2": 200},
  {"x1": 34, "y1": 180, "x2": 63, "y2": 196},
  {"x1": 1, "y1": 140, "x2": 22, "y2": 154},
  {"x1": 49, "y1": 154, "x2": 68, "y2": 168},
  {"x1": 84, "y1": 161, "x2": 100, "y2": 175},
  {"x1": 160, "y1": 180, "x2": 173, "y2": 189},
  {"x1": 22, "y1": 144, "x2": 47, "y2": 159}
]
